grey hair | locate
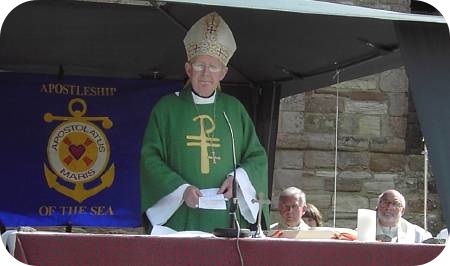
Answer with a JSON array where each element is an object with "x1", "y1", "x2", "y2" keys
[
  {"x1": 378, "y1": 189, "x2": 406, "y2": 208},
  {"x1": 279, "y1": 187, "x2": 306, "y2": 205}
]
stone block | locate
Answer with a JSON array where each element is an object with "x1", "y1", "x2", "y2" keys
[
  {"x1": 387, "y1": 93, "x2": 408, "y2": 116},
  {"x1": 381, "y1": 116, "x2": 407, "y2": 138},
  {"x1": 305, "y1": 94, "x2": 344, "y2": 113},
  {"x1": 298, "y1": 177, "x2": 326, "y2": 191},
  {"x1": 305, "y1": 194, "x2": 332, "y2": 210},
  {"x1": 358, "y1": 116, "x2": 381, "y2": 136},
  {"x1": 369, "y1": 153, "x2": 405, "y2": 172},
  {"x1": 316, "y1": 170, "x2": 336, "y2": 178},
  {"x1": 363, "y1": 181, "x2": 396, "y2": 193},
  {"x1": 407, "y1": 194, "x2": 441, "y2": 213},
  {"x1": 426, "y1": 195, "x2": 441, "y2": 211},
  {"x1": 369, "y1": 137, "x2": 405, "y2": 153},
  {"x1": 306, "y1": 133, "x2": 335, "y2": 150},
  {"x1": 276, "y1": 133, "x2": 307, "y2": 149},
  {"x1": 332, "y1": 211, "x2": 358, "y2": 220},
  {"x1": 280, "y1": 93, "x2": 305, "y2": 112},
  {"x1": 373, "y1": 173, "x2": 397, "y2": 181},
  {"x1": 272, "y1": 170, "x2": 325, "y2": 193},
  {"x1": 304, "y1": 150, "x2": 335, "y2": 168},
  {"x1": 331, "y1": 74, "x2": 378, "y2": 91},
  {"x1": 402, "y1": 193, "x2": 422, "y2": 211},
  {"x1": 338, "y1": 114, "x2": 359, "y2": 135},
  {"x1": 325, "y1": 178, "x2": 363, "y2": 192},
  {"x1": 338, "y1": 135, "x2": 369, "y2": 151},
  {"x1": 350, "y1": 91, "x2": 385, "y2": 101},
  {"x1": 279, "y1": 111, "x2": 303, "y2": 133},
  {"x1": 369, "y1": 197, "x2": 379, "y2": 209},
  {"x1": 276, "y1": 150, "x2": 304, "y2": 169},
  {"x1": 379, "y1": 68, "x2": 408, "y2": 93},
  {"x1": 408, "y1": 155, "x2": 425, "y2": 171},
  {"x1": 332, "y1": 219, "x2": 357, "y2": 230},
  {"x1": 337, "y1": 151, "x2": 370, "y2": 170},
  {"x1": 304, "y1": 113, "x2": 336, "y2": 133},
  {"x1": 314, "y1": 88, "x2": 352, "y2": 99},
  {"x1": 272, "y1": 169, "x2": 304, "y2": 192},
  {"x1": 336, "y1": 194, "x2": 369, "y2": 212},
  {"x1": 345, "y1": 101, "x2": 387, "y2": 115},
  {"x1": 339, "y1": 171, "x2": 372, "y2": 179},
  {"x1": 395, "y1": 177, "x2": 419, "y2": 191}
]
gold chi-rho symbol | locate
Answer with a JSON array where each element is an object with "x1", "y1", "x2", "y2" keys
[{"x1": 186, "y1": 115, "x2": 221, "y2": 174}]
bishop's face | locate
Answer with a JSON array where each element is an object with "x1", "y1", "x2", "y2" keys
[{"x1": 185, "y1": 55, "x2": 228, "y2": 97}]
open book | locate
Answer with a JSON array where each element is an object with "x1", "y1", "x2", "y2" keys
[{"x1": 268, "y1": 227, "x2": 357, "y2": 240}]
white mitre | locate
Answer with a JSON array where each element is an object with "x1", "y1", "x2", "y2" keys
[{"x1": 183, "y1": 12, "x2": 236, "y2": 66}]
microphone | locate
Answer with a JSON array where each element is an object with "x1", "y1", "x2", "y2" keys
[{"x1": 213, "y1": 112, "x2": 250, "y2": 238}]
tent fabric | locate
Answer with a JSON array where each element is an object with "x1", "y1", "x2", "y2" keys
[
  {"x1": 396, "y1": 21, "x2": 450, "y2": 230},
  {"x1": 163, "y1": 0, "x2": 446, "y2": 23},
  {"x1": 0, "y1": 0, "x2": 443, "y2": 97}
]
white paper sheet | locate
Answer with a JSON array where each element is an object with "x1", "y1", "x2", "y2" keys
[{"x1": 198, "y1": 188, "x2": 227, "y2": 210}]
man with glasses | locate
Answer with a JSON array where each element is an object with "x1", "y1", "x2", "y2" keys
[
  {"x1": 376, "y1": 189, "x2": 432, "y2": 243},
  {"x1": 140, "y1": 12, "x2": 268, "y2": 233}
]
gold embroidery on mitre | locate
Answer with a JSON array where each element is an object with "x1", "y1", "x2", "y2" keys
[
  {"x1": 203, "y1": 12, "x2": 221, "y2": 42},
  {"x1": 184, "y1": 12, "x2": 236, "y2": 65}
]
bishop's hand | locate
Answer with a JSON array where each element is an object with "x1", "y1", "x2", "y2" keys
[
  {"x1": 183, "y1": 185, "x2": 202, "y2": 208},
  {"x1": 218, "y1": 175, "x2": 234, "y2": 199}
]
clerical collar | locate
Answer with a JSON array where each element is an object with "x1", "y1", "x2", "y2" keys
[
  {"x1": 379, "y1": 225, "x2": 398, "y2": 235},
  {"x1": 191, "y1": 90, "x2": 216, "y2": 104},
  {"x1": 377, "y1": 219, "x2": 399, "y2": 239}
]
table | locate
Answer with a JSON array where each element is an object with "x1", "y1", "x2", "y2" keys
[{"x1": 13, "y1": 232, "x2": 444, "y2": 266}]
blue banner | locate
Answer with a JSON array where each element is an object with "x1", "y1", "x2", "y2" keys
[{"x1": 0, "y1": 72, "x2": 179, "y2": 227}]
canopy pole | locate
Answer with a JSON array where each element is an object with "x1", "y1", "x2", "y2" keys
[
  {"x1": 423, "y1": 139, "x2": 428, "y2": 231},
  {"x1": 332, "y1": 63, "x2": 341, "y2": 228}
]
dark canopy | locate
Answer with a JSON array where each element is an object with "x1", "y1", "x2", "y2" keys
[
  {"x1": 0, "y1": 0, "x2": 419, "y2": 94},
  {"x1": 1, "y1": 0, "x2": 449, "y2": 229},
  {"x1": 396, "y1": 21, "x2": 450, "y2": 233}
]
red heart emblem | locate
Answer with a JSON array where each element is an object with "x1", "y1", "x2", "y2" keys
[{"x1": 69, "y1": 145, "x2": 86, "y2": 160}]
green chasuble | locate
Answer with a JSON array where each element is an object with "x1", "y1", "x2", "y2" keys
[{"x1": 140, "y1": 87, "x2": 269, "y2": 233}]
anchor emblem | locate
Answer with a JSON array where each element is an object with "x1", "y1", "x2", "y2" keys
[{"x1": 43, "y1": 98, "x2": 115, "y2": 203}]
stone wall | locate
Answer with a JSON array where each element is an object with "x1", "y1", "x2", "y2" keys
[{"x1": 271, "y1": 68, "x2": 444, "y2": 235}]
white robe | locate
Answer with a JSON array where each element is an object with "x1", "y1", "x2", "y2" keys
[
  {"x1": 271, "y1": 219, "x2": 310, "y2": 230},
  {"x1": 376, "y1": 218, "x2": 432, "y2": 243},
  {"x1": 436, "y1": 228, "x2": 448, "y2": 241}
]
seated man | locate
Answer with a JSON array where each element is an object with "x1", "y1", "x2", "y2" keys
[
  {"x1": 272, "y1": 187, "x2": 309, "y2": 230},
  {"x1": 376, "y1": 189, "x2": 432, "y2": 243}
]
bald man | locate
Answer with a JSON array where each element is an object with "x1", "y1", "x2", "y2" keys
[{"x1": 376, "y1": 189, "x2": 432, "y2": 243}]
